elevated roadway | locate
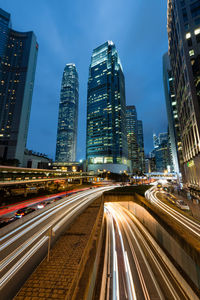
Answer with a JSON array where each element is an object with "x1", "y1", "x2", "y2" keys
[{"x1": 0, "y1": 186, "x2": 113, "y2": 300}]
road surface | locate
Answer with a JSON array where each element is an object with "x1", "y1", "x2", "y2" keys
[
  {"x1": 100, "y1": 202, "x2": 198, "y2": 300},
  {"x1": 0, "y1": 186, "x2": 113, "y2": 300},
  {"x1": 145, "y1": 186, "x2": 200, "y2": 238}
]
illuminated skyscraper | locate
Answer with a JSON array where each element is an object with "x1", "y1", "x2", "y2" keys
[
  {"x1": 0, "y1": 8, "x2": 10, "y2": 63},
  {"x1": 0, "y1": 8, "x2": 38, "y2": 165},
  {"x1": 167, "y1": 0, "x2": 200, "y2": 188},
  {"x1": 126, "y1": 105, "x2": 138, "y2": 172},
  {"x1": 137, "y1": 120, "x2": 145, "y2": 172},
  {"x1": 153, "y1": 132, "x2": 172, "y2": 172},
  {"x1": 163, "y1": 52, "x2": 182, "y2": 174},
  {"x1": 56, "y1": 64, "x2": 79, "y2": 162},
  {"x1": 86, "y1": 41, "x2": 128, "y2": 173}
]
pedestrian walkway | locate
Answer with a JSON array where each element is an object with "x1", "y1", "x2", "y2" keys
[{"x1": 14, "y1": 197, "x2": 103, "y2": 300}]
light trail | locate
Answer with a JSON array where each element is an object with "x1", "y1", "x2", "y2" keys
[
  {"x1": 104, "y1": 202, "x2": 198, "y2": 300},
  {"x1": 0, "y1": 188, "x2": 108, "y2": 249},
  {"x1": 0, "y1": 186, "x2": 114, "y2": 296},
  {"x1": 0, "y1": 193, "x2": 100, "y2": 273},
  {"x1": 145, "y1": 187, "x2": 200, "y2": 238},
  {"x1": 104, "y1": 204, "x2": 137, "y2": 300}
]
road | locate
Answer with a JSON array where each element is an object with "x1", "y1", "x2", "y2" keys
[
  {"x1": 145, "y1": 186, "x2": 200, "y2": 238},
  {"x1": 0, "y1": 186, "x2": 113, "y2": 300},
  {"x1": 100, "y1": 202, "x2": 198, "y2": 300},
  {"x1": 0, "y1": 187, "x2": 90, "y2": 217}
]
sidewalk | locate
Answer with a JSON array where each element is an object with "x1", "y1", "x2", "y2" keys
[{"x1": 14, "y1": 197, "x2": 103, "y2": 300}]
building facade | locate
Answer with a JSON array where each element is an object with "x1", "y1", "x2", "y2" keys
[
  {"x1": 137, "y1": 120, "x2": 145, "y2": 172},
  {"x1": 126, "y1": 105, "x2": 138, "y2": 172},
  {"x1": 0, "y1": 8, "x2": 38, "y2": 165},
  {"x1": 23, "y1": 149, "x2": 52, "y2": 169},
  {"x1": 0, "y1": 9, "x2": 10, "y2": 63},
  {"x1": 167, "y1": 0, "x2": 200, "y2": 188},
  {"x1": 163, "y1": 52, "x2": 182, "y2": 174},
  {"x1": 86, "y1": 41, "x2": 128, "y2": 173},
  {"x1": 153, "y1": 133, "x2": 172, "y2": 172},
  {"x1": 55, "y1": 64, "x2": 79, "y2": 163}
]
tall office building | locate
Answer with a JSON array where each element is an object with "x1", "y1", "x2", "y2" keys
[
  {"x1": 126, "y1": 105, "x2": 139, "y2": 172},
  {"x1": 153, "y1": 133, "x2": 159, "y2": 149},
  {"x1": 0, "y1": 9, "x2": 10, "y2": 63},
  {"x1": 137, "y1": 120, "x2": 145, "y2": 172},
  {"x1": 168, "y1": 0, "x2": 200, "y2": 188},
  {"x1": 163, "y1": 52, "x2": 182, "y2": 174},
  {"x1": 153, "y1": 132, "x2": 172, "y2": 172},
  {"x1": 0, "y1": 8, "x2": 38, "y2": 165},
  {"x1": 86, "y1": 41, "x2": 128, "y2": 173},
  {"x1": 55, "y1": 64, "x2": 79, "y2": 162}
]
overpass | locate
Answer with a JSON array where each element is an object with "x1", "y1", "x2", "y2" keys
[
  {"x1": 0, "y1": 165, "x2": 98, "y2": 186},
  {"x1": 144, "y1": 172, "x2": 178, "y2": 180}
]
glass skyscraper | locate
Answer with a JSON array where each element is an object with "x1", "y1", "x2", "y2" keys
[
  {"x1": 56, "y1": 64, "x2": 79, "y2": 162},
  {"x1": 153, "y1": 132, "x2": 172, "y2": 172},
  {"x1": 0, "y1": 8, "x2": 38, "y2": 165},
  {"x1": 86, "y1": 41, "x2": 128, "y2": 173},
  {"x1": 0, "y1": 9, "x2": 10, "y2": 63},
  {"x1": 126, "y1": 106, "x2": 139, "y2": 172},
  {"x1": 137, "y1": 120, "x2": 145, "y2": 172}
]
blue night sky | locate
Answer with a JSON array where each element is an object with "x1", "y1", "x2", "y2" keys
[{"x1": 1, "y1": 0, "x2": 168, "y2": 161}]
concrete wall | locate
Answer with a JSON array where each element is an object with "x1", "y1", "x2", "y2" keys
[{"x1": 66, "y1": 197, "x2": 104, "y2": 300}]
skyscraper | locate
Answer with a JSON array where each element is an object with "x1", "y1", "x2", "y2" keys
[
  {"x1": 167, "y1": 0, "x2": 200, "y2": 188},
  {"x1": 163, "y1": 52, "x2": 182, "y2": 174},
  {"x1": 153, "y1": 132, "x2": 172, "y2": 173},
  {"x1": 0, "y1": 9, "x2": 10, "y2": 63},
  {"x1": 137, "y1": 120, "x2": 145, "y2": 172},
  {"x1": 56, "y1": 64, "x2": 79, "y2": 162},
  {"x1": 86, "y1": 41, "x2": 128, "y2": 173},
  {"x1": 126, "y1": 106, "x2": 139, "y2": 172},
  {"x1": 0, "y1": 8, "x2": 38, "y2": 165}
]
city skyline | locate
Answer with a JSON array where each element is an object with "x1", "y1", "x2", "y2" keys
[
  {"x1": 0, "y1": 1, "x2": 168, "y2": 160},
  {"x1": 1, "y1": 2, "x2": 200, "y2": 299}
]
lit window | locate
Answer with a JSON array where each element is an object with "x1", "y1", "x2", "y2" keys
[
  {"x1": 194, "y1": 28, "x2": 200, "y2": 35},
  {"x1": 189, "y1": 50, "x2": 194, "y2": 56},
  {"x1": 186, "y1": 32, "x2": 191, "y2": 39}
]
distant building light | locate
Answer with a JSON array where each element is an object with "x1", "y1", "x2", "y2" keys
[
  {"x1": 186, "y1": 32, "x2": 191, "y2": 39},
  {"x1": 79, "y1": 159, "x2": 83, "y2": 163},
  {"x1": 189, "y1": 49, "x2": 194, "y2": 56},
  {"x1": 169, "y1": 77, "x2": 173, "y2": 81},
  {"x1": 194, "y1": 28, "x2": 200, "y2": 35}
]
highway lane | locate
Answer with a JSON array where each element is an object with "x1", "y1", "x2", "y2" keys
[
  {"x1": 145, "y1": 186, "x2": 200, "y2": 238},
  {"x1": 101, "y1": 202, "x2": 198, "y2": 300},
  {"x1": 0, "y1": 188, "x2": 90, "y2": 217},
  {"x1": 0, "y1": 186, "x2": 113, "y2": 299},
  {"x1": 100, "y1": 207, "x2": 136, "y2": 300}
]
